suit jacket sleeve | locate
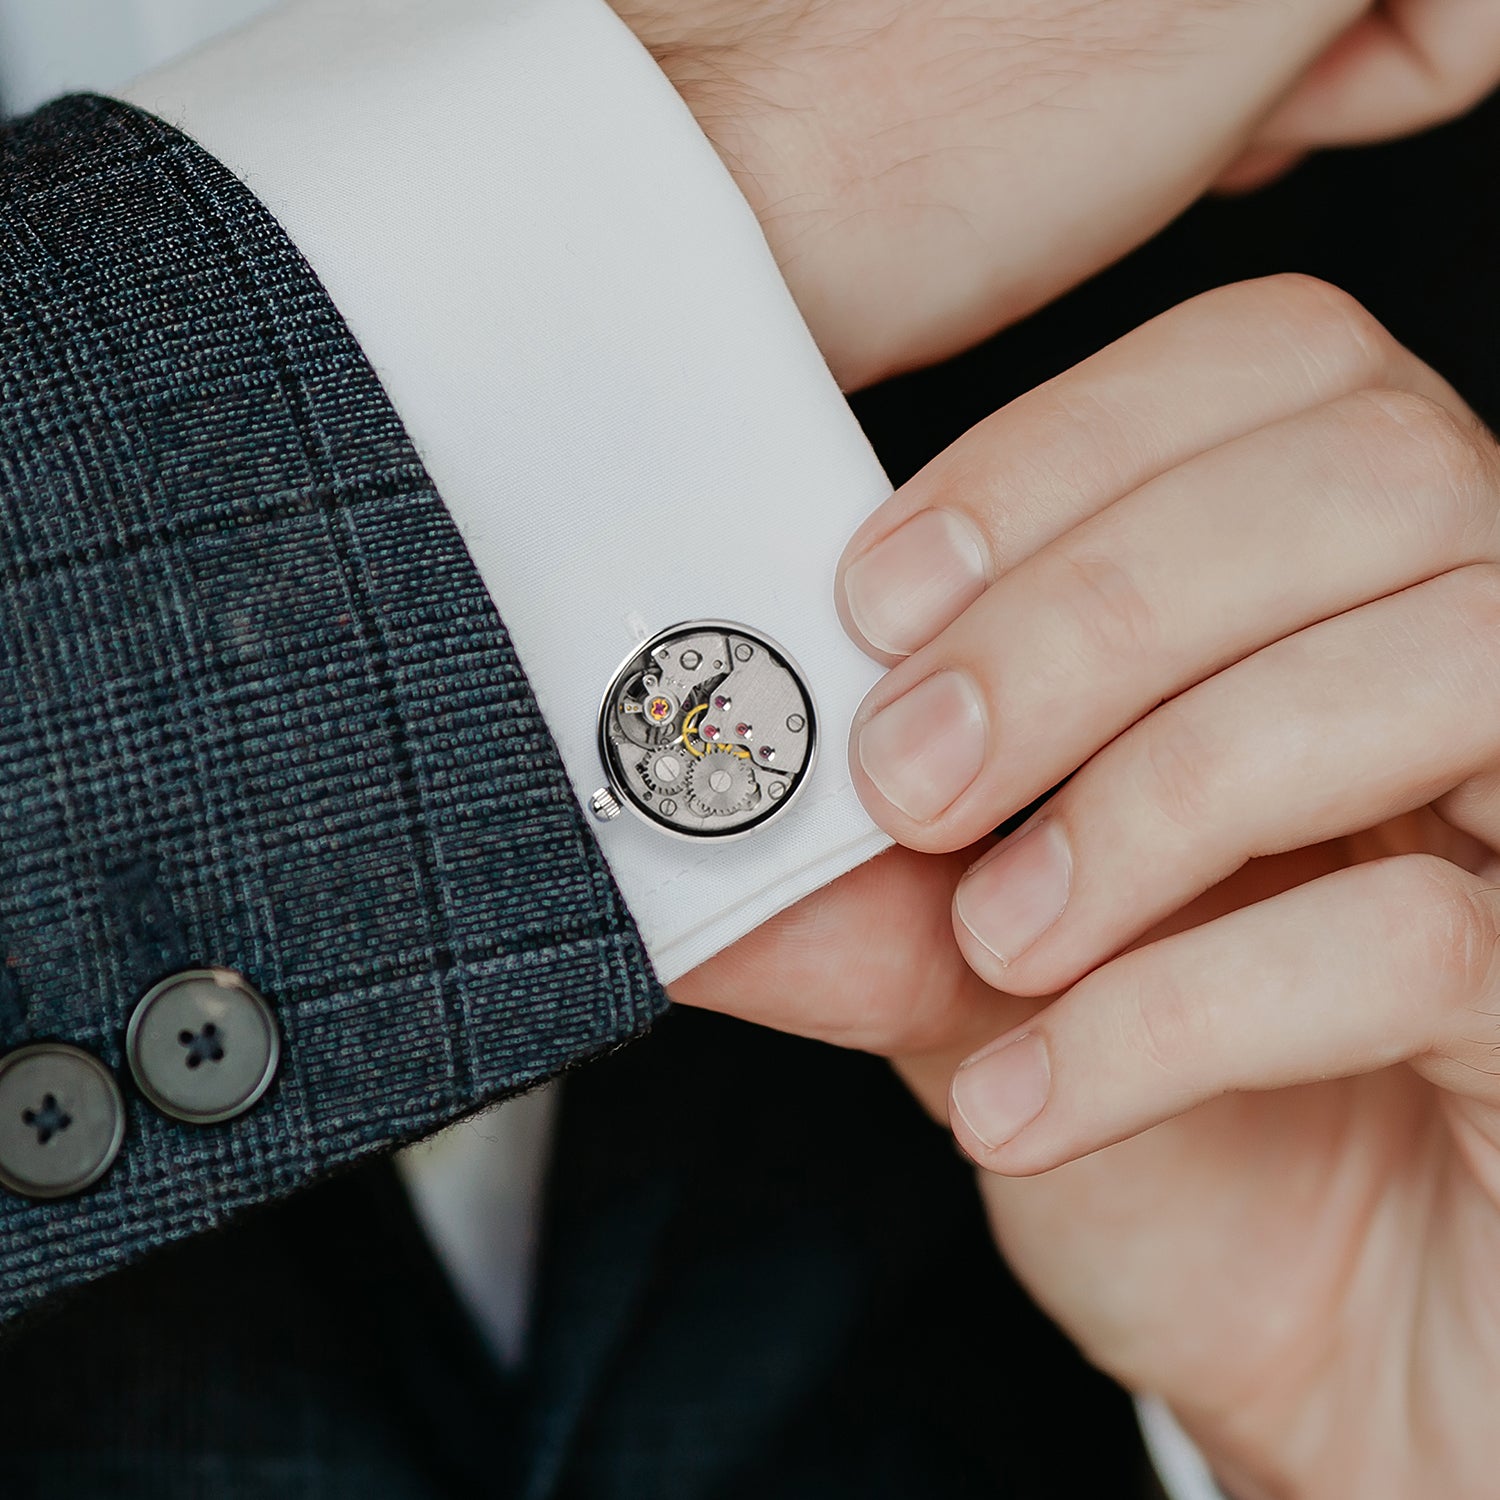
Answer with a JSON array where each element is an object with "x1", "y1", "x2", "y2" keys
[{"x1": 0, "y1": 93, "x2": 665, "y2": 1328}]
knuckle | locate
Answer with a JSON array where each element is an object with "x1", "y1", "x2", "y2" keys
[
  {"x1": 971, "y1": 383, "x2": 1141, "y2": 535},
  {"x1": 1444, "y1": 562, "x2": 1500, "y2": 655},
  {"x1": 1056, "y1": 546, "x2": 1159, "y2": 671},
  {"x1": 1338, "y1": 389, "x2": 1494, "y2": 551},
  {"x1": 1120, "y1": 959, "x2": 1205, "y2": 1078},
  {"x1": 1349, "y1": 388, "x2": 1491, "y2": 491},
  {"x1": 1389, "y1": 856, "x2": 1500, "y2": 1020},
  {"x1": 1134, "y1": 698, "x2": 1220, "y2": 839},
  {"x1": 1251, "y1": 274, "x2": 1391, "y2": 385},
  {"x1": 938, "y1": 414, "x2": 1072, "y2": 547}
]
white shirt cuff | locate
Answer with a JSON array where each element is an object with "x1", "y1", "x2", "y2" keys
[
  {"x1": 1139, "y1": 1396, "x2": 1232, "y2": 1500},
  {"x1": 119, "y1": 0, "x2": 895, "y2": 991}
]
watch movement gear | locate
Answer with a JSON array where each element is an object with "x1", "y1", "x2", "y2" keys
[{"x1": 591, "y1": 620, "x2": 816, "y2": 840}]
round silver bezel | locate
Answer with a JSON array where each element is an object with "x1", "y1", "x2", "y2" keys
[{"x1": 595, "y1": 620, "x2": 818, "y2": 842}]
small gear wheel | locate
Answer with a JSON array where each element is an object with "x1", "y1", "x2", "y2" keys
[
  {"x1": 641, "y1": 749, "x2": 690, "y2": 795},
  {"x1": 686, "y1": 749, "x2": 757, "y2": 816}
]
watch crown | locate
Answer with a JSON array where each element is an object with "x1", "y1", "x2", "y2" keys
[{"x1": 589, "y1": 786, "x2": 623, "y2": 823}]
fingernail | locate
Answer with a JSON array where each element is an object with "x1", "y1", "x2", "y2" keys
[
  {"x1": 955, "y1": 819, "x2": 1072, "y2": 965},
  {"x1": 951, "y1": 1032, "x2": 1050, "y2": 1150},
  {"x1": 842, "y1": 509, "x2": 989, "y2": 656},
  {"x1": 856, "y1": 670, "x2": 985, "y2": 822}
]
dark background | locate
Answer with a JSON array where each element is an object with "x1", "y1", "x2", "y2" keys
[{"x1": 852, "y1": 90, "x2": 1500, "y2": 482}]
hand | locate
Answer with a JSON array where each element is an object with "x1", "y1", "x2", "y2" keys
[
  {"x1": 615, "y1": 0, "x2": 1500, "y2": 388},
  {"x1": 816, "y1": 273, "x2": 1500, "y2": 1497},
  {"x1": 1219, "y1": 0, "x2": 1500, "y2": 191}
]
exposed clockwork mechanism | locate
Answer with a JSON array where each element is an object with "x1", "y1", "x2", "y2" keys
[{"x1": 591, "y1": 621, "x2": 817, "y2": 839}]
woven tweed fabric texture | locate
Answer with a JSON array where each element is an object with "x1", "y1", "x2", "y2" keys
[{"x1": 0, "y1": 95, "x2": 666, "y2": 1328}]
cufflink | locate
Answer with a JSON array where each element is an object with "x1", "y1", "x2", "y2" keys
[{"x1": 590, "y1": 621, "x2": 816, "y2": 841}]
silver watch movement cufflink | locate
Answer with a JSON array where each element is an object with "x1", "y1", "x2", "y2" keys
[{"x1": 590, "y1": 620, "x2": 816, "y2": 841}]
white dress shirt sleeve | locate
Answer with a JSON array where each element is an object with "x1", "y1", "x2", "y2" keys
[{"x1": 1139, "y1": 1397, "x2": 1232, "y2": 1500}]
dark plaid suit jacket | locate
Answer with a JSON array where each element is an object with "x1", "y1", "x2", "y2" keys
[{"x1": 0, "y1": 85, "x2": 1494, "y2": 1498}]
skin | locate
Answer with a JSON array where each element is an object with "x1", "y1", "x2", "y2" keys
[
  {"x1": 620, "y1": 0, "x2": 1500, "y2": 390},
  {"x1": 684, "y1": 276, "x2": 1500, "y2": 1496}
]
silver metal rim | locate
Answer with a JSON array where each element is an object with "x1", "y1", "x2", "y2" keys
[{"x1": 595, "y1": 619, "x2": 818, "y2": 843}]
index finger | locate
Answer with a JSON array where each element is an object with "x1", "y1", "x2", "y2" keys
[{"x1": 835, "y1": 275, "x2": 1464, "y2": 663}]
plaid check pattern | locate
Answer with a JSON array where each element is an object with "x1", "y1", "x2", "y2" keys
[{"x1": 0, "y1": 94, "x2": 666, "y2": 1328}]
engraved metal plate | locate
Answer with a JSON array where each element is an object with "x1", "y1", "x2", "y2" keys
[{"x1": 593, "y1": 621, "x2": 816, "y2": 840}]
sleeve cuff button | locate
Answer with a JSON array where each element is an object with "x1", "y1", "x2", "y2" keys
[
  {"x1": 127, "y1": 968, "x2": 280, "y2": 1126},
  {"x1": 0, "y1": 1044, "x2": 125, "y2": 1199}
]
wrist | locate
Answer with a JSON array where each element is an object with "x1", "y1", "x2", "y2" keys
[
  {"x1": 617, "y1": 3, "x2": 980, "y2": 391},
  {"x1": 615, "y1": 0, "x2": 1371, "y2": 394},
  {"x1": 619, "y1": 19, "x2": 866, "y2": 387}
]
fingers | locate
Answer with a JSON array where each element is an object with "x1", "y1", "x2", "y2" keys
[
  {"x1": 1251, "y1": 1, "x2": 1500, "y2": 147},
  {"x1": 947, "y1": 852, "x2": 1500, "y2": 1175},
  {"x1": 835, "y1": 275, "x2": 1462, "y2": 663},
  {"x1": 949, "y1": 564, "x2": 1500, "y2": 996},
  {"x1": 849, "y1": 385, "x2": 1499, "y2": 852},
  {"x1": 1435, "y1": 770, "x2": 1500, "y2": 866},
  {"x1": 669, "y1": 844, "x2": 1028, "y2": 1062}
]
